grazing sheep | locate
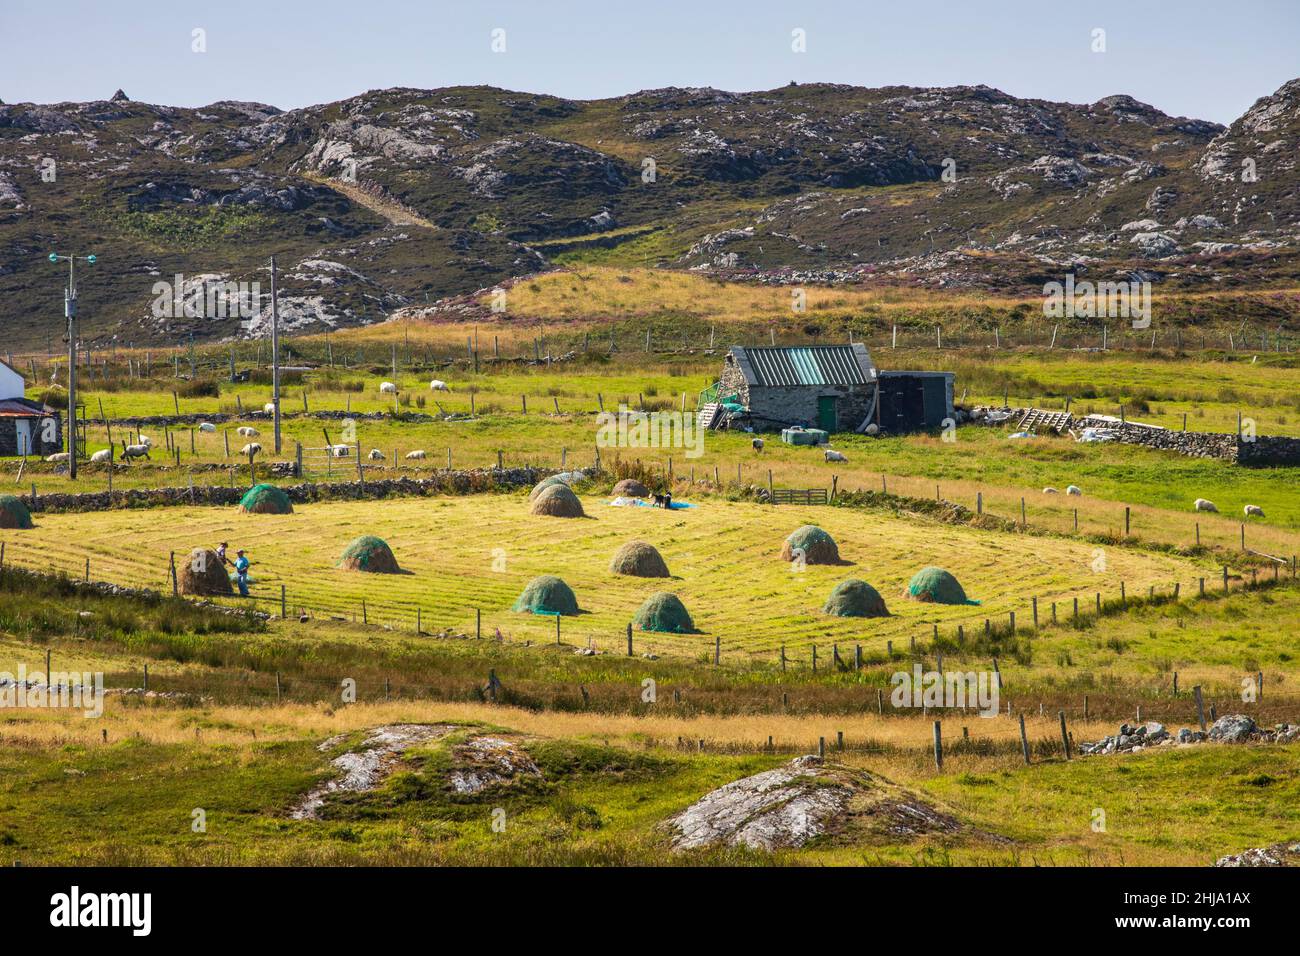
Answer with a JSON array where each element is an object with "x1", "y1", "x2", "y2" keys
[
  {"x1": 824, "y1": 449, "x2": 847, "y2": 462},
  {"x1": 380, "y1": 382, "x2": 398, "y2": 394},
  {"x1": 236, "y1": 426, "x2": 259, "y2": 438},
  {"x1": 198, "y1": 422, "x2": 216, "y2": 433},
  {"x1": 429, "y1": 380, "x2": 449, "y2": 391},
  {"x1": 752, "y1": 438, "x2": 764, "y2": 453},
  {"x1": 90, "y1": 449, "x2": 112, "y2": 463},
  {"x1": 864, "y1": 423, "x2": 880, "y2": 436},
  {"x1": 405, "y1": 450, "x2": 426, "y2": 460},
  {"x1": 137, "y1": 435, "x2": 153, "y2": 447},
  {"x1": 1244, "y1": 504, "x2": 1265, "y2": 518},
  {"x1": 240, "y1": 442, "x2": 263, "y2": 457},
  {"x1": 1066, "y1": 485, "x2": 1082, "y2": 496},
  {"x1": 45, "y1": 452, "x2": 70, "y2": 463},
  {"x1": 1042, "y1": 487, "x2": 1059, "y2": 494},
  {"x1": 330, "y1": 444, "x2": 351, "y2": 457},
  {"x1": 263, "y1": 403, "x2": 276, "y2": 414},
  {"x1": 1194, "y1": 498, "x2": 1218, "y2": 513},
  {"x1": 120, "y1": 443, "x2": 152, "y2": 461},
  {"x1": 368, "y1": 449, "x2": 384, "y2": 461}
]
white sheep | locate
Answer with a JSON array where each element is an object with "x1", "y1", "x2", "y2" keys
[
  {"x1": 263, "y1": 402, "x2": 276, "y2": 414},
  {"x1": 380, "y1": 382, "x2": 398, "y2": 394},
  {"x1": 864, "y1": 423, "x2": 880, "y2": 436},
  {"x1": 824, "y1": 449, "x2": 847, "y2": 462},
  {"x1": 198, "y1": 422, "x2": 216, "y2": 433},
  {"x1": 237, "y1": 426, "x2": 260, "y2": 438},
  {"x1": 120, "y1": 443, "x2": 151, "y2": 461},
  {"x1": 1066, "y1": 485, "x2": 1082, "y2": 496},
  {"x1": 1043, "y1": 487, "x2": 1059, "y2": 494},
  {"x1": 90, "y1": 449, "x2": 112, "y2": 463},
  {"x1": 429, "y1": 380, "x2": 449, "y2": 391},
  {"x1": 137, "y1": 435, "x2": 153, "y2": 447},
  {"x1": 330, "y1": 444, "x2": 351, "y2": 457},
  {"x1": 45, "y1": 452, "x2": 70, "y2": 463},
  {"x1": 1244, "y1": 504, "x2": 1265, "y2": 518},
  {"x1": 368, "y1": 449, "x2": 384, "y2": 461},
  {"x1": 240, "y1": 442, "x2": 263, "y2": 457},
  {"x1": 1194, "y1": 498, "x2": 1218, "y2": 513},
  {"x1": 405, "y1": 449, "x2": 426, "y2": 460}
]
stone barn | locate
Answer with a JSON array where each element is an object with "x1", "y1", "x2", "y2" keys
[
  {"x1": 0, "y1": 359, "x2": 62, "y2": 456},
  {"x1": 700, "y1": 344, "x2": 953, "y2": 434}
]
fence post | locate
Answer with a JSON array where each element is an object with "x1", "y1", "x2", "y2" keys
[
  {"x1": 476, "y1": 608, "x2": 482, "y2": 640},
  {"x1": 626, "y1": 623, "x2": 633, "y2": 657},
  {"x1": 280, "y1": 585, "x2": 286, "y2": 619},
  {"x1": 932, "y1": 721, "x2": 943, "y2": 770},
  {"x1": 1194, "y1": 685, "x2": 1206, "y2": 732},
  {"x1": 169, "y1": 551, "x2": 177, "y2": 596},
  {"x1": 1019, "y1": 714, "x2": 1030, "y2": 765},
  {"x1": 1058, "y1": 710, "x2": 1071, "y2": 759},
  {"x1": 714, "y1": 636, "x2": 720, "y2": 665}
]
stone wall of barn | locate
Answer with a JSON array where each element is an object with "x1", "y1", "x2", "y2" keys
[{"x1": 745, "y1": 383, "x2": 875, "y2": 431}]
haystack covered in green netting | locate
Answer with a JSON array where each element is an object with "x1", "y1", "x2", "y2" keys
[
  {"x1": 904, "y1": 566, "x2": 976, "y2": 605},
  {"x1": 528, "y1": 476, "x2": 568, "y2": 501},
  {"x1": 530, "y1": 483, "x2": 585, "y2": 517},
  {"x1": 823, "y1": 579, "x2": 889, "y2": 618},
  {"x1": 632, "y1": 592, "x2": 695, "y2": 633},
  {"x1": 512, "y1": 574, "x2": 580, "y2": 615},
  {"x1": 239, "y1": 483, "x2": 293, "y2": 515},
  {"x1": 609, "y1": 540, "x2": 670, "y2": 578},
  {"x1": 179, "y1": 548, "x2": 233, "y2": 596},
  {"x1": 0, "y1": 495, "x2": 34, "y2": 530},
  {"x1": 611, "y1": 478, "x2": 651, "y2": 498},
  {"x1": 779, "y1": 525, "x2": 839, "y2": 564},
  {"x1": 338, "y1": 535, "x2": 401, "y2": 573}
]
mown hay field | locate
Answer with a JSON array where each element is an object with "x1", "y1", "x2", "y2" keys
[{"x1": 0, "y1": 494, "x2": 1212, "y2": 662}]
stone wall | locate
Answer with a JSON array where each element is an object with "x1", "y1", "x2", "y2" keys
[
  {"x1": 1073, "y1": 416, "x2": 1300, "y2": 466},
  {"x1": 747, "y1": 383, "x2": 874, "y2": 431}
]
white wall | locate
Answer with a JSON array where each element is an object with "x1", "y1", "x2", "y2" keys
[{"x1": 0, "y1": 363, "x2": 23, "y2": 401}]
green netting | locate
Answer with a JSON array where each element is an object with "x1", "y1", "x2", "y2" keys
[
  {"x1": 338, "y1": 535, "x2": 401, "y2": 573},
  {"x1": 632, "y1": 592, "x2": 695, "y2": 633},
  {"x1": 780, "y1": 525, "x2": 840, "y2": 564},
  {"x1": 512, "y1": 575, "x2": 580, "y2": 615},
  {"x1": 823, "y1": 579, "x2": 889, "y2": 618},
  {"x1": 0, "y1": 495, "x2": 34, "y2": 530},
  {"x1": 239, "y1": 483, "x2": 293, "y2": 514},
  {"x1": 905, "y1": 567, "x2": 978, "y2": 605}
]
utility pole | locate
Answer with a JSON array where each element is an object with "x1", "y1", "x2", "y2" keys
[
  {"x1": 270, "y1": 255, "x2": 281, "y2": 454},
  {"x1": 48, "y1": 251, "x2": 95, "y2": 479}
]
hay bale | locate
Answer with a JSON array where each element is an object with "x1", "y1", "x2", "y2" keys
[
  {"x1": 823, "y1": 579, "x2": 889, "y2": 618},
  {"x1": 528, "y1": 476, "x2": 569, "y2": 501},
  {"x1": 239, "y1": 483, "x2": 293, "y2": 515},
  {"x1": 904, "y1": 566, "x2": 973, "y2": 605},
  {"x1": 610, "y1": 540, "x2": 670, "y2": 578},
  {"x1": 530, "y1": 483, "x2": 585, "y2": 517},
  {"x1": 612, "y1": 478, "x2": 651, "y2": 498},
  {"x1": 338, "y1": 535, "x2": 401, "y2": 573},
  {"x1": 633, "y1": 592, "x2": 695, "y2": 633},
  {"x1": 0, "y1": 495, "x2": 34, "y2": 530},
  {"x1": 512, "y1": 575, "x2": 580, "y2": 615},
  {"x1": 779, "y1": 525, "x2": 840, "y2": 564},
  {"x1": 179, "y1": 548, "x2": 233, "y2": 596}
]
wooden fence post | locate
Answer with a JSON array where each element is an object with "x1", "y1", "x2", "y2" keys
[
  {"x1": 1019, "y1": 714, "x2": 1030, "y2": 765},
  {"x1": 1058, "y1": 710, "x2": 1071, "y2": 759},
  {"x1": 1194, "y1": 685, "x2": 1206, "y2": 732},
  {"x1": 626, "y1": 623, "x2": 633, "y2": 657},
  {"x1": 932, "y1": 721, "x2": 943, "y2": 770}
]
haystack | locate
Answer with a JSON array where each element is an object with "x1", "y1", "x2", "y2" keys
[
  {"x1": 530, "y1": 483, "x2": 585, "y2": 517},
  {"x1": 609, "y1": 540, "x2": 670, "y2": 578},
  {"x1": 179, "y1": 548, "x2": 233, "y2": 596},
  {"x1": 823, "y1": 579, "x2": 889, "y2": 618},
  {"x1": 338, "y1": 535, "x2": 401, "y2": 573},
  {"x1": 528, "y1": 476, "x2": 568, "y2": 501},
  {"x1": 904, "y1": 566, "x2": 975, "y2": 605},
  {"x1": 0, "y1": 495, "x2": 34, "y2": 530},
  {"x1": 611, "y1": 478, "x2": 651, "y2": 498},
  {"x1": 632, "y1": 592, "x2": 695, "y2": 633},
  {"x1": 779, "y1": 525, "x2": 840, "y2": 564},
  {"x1": 239, "y1": 483, "x2": 293, "y2": 514},
  {"x1": 512, "y1": 575, "x2": 580, "y2": 615}
]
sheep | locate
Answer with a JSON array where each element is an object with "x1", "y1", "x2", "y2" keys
[
  {"x1": 263, "y1": 403, "x2": 276, "y2": 414},
  {"x1": 824, "y1": 449, "x2": 847, "y2": 462},
  {"x1": 752, "y1": 438, "x2": 764, "y2": 453},
  {"x1": 380, "y1": 382, "x2": 398, "y2": 394},
  {"x1": 330, "y1": 444, "x2": 351, "y2": 457},
  {"x1": 405, "y1": 450, "x2": 426, "y2": 460},
  {"x1": 90, "y1": 449, "x2": 112, "y2": 463},
  {"x1": 45, "y1": 452, "x2": 70, "y2": 463},
  {"x1": 120, "y1": 443, "x2": 152, "y2": 461},
  {"x1": 1066, "y1": 485, "x2": 1082, "y2": 496},
  {"x1": 240, "y1": 442, "x2": 263, "y2": 457},
  {"x1": 237, "y1": 426, "x2": 260, "y2": 438},
  {"x1": 137, "y1": 435, "x2": 153, "y2": 447},
  {"x1": 1194, "y1": 498, "x2": 1218, "y2": 513},
  {"x1": 1042, "y1": 487, "x2": 1059, "y2": 494},
  {"x1": 1244, "y1": 504, "x2": 1265, "y2": 518},
  {"x1": 198, "y1": 422, "x2": 216, "y2": 433},
  {"x1": 429, "y1": 380, "x2": 449, "y2": 391},
  {"x1": 368, "y1": 449, "x2": 384, "y2": 461},
  {"x1": 864, "y1": 423, "x2": 880, "y2": 436}
]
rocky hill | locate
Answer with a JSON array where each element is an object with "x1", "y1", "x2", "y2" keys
[{"x1": 1, "y1": 78, "x2": 1297, "y2": 348}]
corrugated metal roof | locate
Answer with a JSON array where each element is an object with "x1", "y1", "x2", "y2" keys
[
  {"x1": 0, "y1": 398, "x2": 53, "y2": 418},
  {"x1": 740, "y1": 346, "x2": 871, "y2": 387}
]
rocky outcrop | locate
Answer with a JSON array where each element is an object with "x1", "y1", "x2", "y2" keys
[
  {"x1": 1081, "y1": 715, "x2": 1299, "y2": 756},
  {"x1": 1216, "y1": 841, "x2": 1300, "y2": 867}
]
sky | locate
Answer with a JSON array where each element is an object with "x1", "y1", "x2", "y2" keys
[{"x1": 2, "y1": 0, "x2": 1297, "y2": 124}]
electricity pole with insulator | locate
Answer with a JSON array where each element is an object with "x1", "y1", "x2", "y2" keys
[{"x1": 48, "y1": 251, "x2": 96, "y2": 480}]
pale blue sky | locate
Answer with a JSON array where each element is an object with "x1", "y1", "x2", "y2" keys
[{"x1": 2, "y1": 0, "x2": 1296, "y2": 123}]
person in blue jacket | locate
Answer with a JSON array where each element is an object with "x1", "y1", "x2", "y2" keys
[{"x1": 233, "y1": 549, "x2": 251, "y2": 597}]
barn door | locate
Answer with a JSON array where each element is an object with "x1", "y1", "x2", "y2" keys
[
  {"x1": 15, "y1": 419, "x2": 31, "y2": 456},
  {"x1": 817, "y1": 396, "x2": 837, "y2": 432}
]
